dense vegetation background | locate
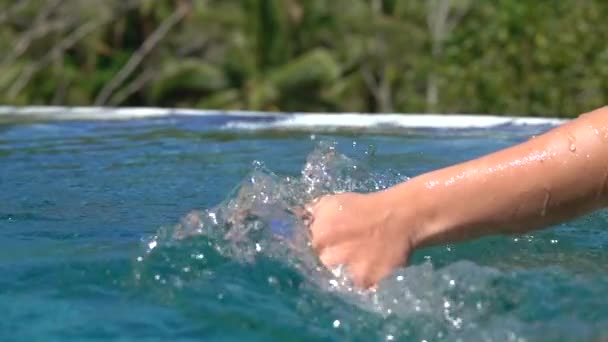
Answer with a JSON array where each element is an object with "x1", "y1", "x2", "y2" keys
[{"x1": 1, "y1": 0, "x2": 607, "y2": 117}]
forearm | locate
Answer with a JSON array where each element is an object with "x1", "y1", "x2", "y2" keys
[{"x1": 389, "y1": 107, "x2": 608, "y2": 247}]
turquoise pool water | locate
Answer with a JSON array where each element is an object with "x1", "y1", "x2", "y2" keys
[{"x1": 1, "y1": 110, "x2": 607, "y2": 340}]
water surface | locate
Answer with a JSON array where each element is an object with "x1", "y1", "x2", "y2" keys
[{"x1": 1, "y1": 112, "x2": 606, "y2": 341}]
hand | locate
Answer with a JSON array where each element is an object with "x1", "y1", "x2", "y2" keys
[{"x1": 307, "y1": 191, "x2": 416, "y2": 288}]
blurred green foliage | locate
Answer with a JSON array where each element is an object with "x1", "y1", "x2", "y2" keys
[{"x1": 0, "y1": 0, "x2": 607, "y2": 117}]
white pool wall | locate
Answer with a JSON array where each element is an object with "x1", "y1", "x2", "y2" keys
[{"x1": 0, "y1": 106, "x2": 566, "y2": 129}]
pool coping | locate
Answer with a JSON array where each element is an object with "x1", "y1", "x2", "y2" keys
[{"x1": 0, "y1": 106, "x2": 567, "y2": 129}]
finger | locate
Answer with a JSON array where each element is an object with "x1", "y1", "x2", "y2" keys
[
  {"x1": 347, "y1": 261, "x2": 375, "y2": 289},
  {"x1": 288, "y1": 205, "x2": 315, "y2": 225},
  {"x1": 286, "y1": 206, "x2": 315, "y2": 248},
  {"x1": 304, "y1": 196, "x2": 322, "y2": 214},
  {"x1": 288, "y1": 206, "x2": 307, "y2": 218},
  {"x1": 291, "y1": 200, "x2": 325, "y2": 248},
  {"x1": 309, "y1": 226, "x2": 325, "y2": 251},
  {"x1": 318, "y1": 245, "x2": 351, "y2": 267}
]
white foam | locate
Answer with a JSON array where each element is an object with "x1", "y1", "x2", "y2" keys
[
  {"x1": 0, "y1": 106, "x2": 279, "y2": 121},
  {"x1": 0, "y1": 106, "x2": 566, "y2": 128},
  {"x1": 225, "y1": 113, "x2": 566, "y2": 130},
  {"x1": 0, "y1": 106, "x2": 172, "y2": 120}
]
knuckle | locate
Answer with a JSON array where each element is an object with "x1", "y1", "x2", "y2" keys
[
  {"x1": 309, "y1": 231, "x2": 325, "y2": 251},
  {"x1": 348, "y1": 263, "x2": 373, "y2": 288},
  {"x1": 310, "y1": 238, "x2": 322, "y2": 251},
  {"x1": 319, "y1": 252, "x2": 334, "y2": 266}
]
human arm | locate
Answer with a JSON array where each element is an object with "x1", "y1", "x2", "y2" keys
[{"x1": 308, "y1": 106, "x2": 608, "y2": 288}]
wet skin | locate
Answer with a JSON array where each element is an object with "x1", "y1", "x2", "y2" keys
[{"x1": 308, "y1": 106, "x2": 608, "y2": 288}]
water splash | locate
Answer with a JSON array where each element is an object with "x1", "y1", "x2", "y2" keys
[
  {"x1": 132, "y1": 141, "x2": 607, "y2": 340},
  {"x1": 134, "y1": 141, "x2": 405, "y2": 290},
  {"x1": 132, "y1": 144, "x2": 503, "y2": 340}
]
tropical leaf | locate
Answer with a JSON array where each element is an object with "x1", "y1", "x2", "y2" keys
[
  {"x1": 246, "y1": 78, "x2": 279, "y2": 111},
  {"x1": 196, "y1": 89, "x2": 242, "y2": 110},
  {"x1": 1, "y1": 0, "x2": 607, "y2": 116},
  {"x1": 149, "y1": 59, "x2": 228, "y2": 104},
  {"x1": 246, "y1": 0, "x2": 291, "y2": 70},
  {"x1": 0, "y1": 63, "x2": 21, "y2": 88},
  {"x1": 269, "y1": 49, "x2": 340, "y2": 90}
]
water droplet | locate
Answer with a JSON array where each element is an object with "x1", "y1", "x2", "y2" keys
[
  {"x1": 148, "y1": 240, "x2": 157, "y2": 250},
  {"x1": 331, "y1": 265, "x2": 343, "y2": 277},
  {"x1": 567, "y1": 133, "x2": 576, "y2": 152},
  {"x1": 208, "y1": 212, "x2": 217, "y2": 224}
]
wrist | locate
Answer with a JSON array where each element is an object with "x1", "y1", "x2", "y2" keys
[{"x1": 379, "y1": 175, "x2": 445, "y2": 250}]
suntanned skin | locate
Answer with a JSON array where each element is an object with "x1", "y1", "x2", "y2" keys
[{"x1": 308, "y1": 106, "x2": 608, "y2": 288}]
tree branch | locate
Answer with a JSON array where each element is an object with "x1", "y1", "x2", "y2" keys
[
  {"x1": 0, "y1": 0, "x2": 33, "y2": 25},
  {"x1": 4, "y1": 20, "x2": 75, "y2": 65},
  {"x1": 109, "y1": 69, "x2": 155, "y2": 106},
  {"x1": 5, "y1": 0, "x2": 141, "y2": 100},
  {"x1": 94, "y1": 4, "x2": 188, "y2": 106},
  {"x1": 361, "y1": 64, "x2": 381, "y2": 101},
  {"x1": 9, "y1": 0, "x2": 69, "y2": 61}
]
